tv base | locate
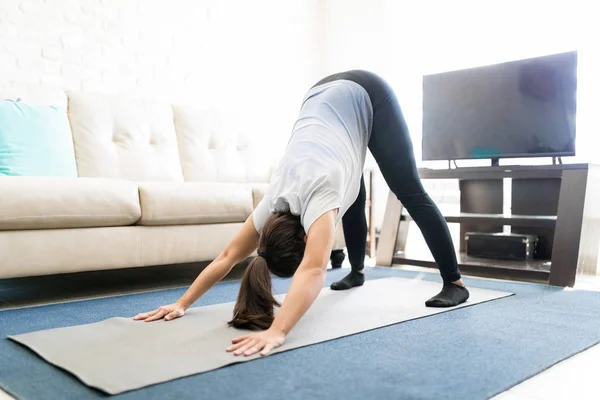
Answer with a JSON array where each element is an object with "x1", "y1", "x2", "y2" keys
[{"x1": 446, "y1": 157, "x2": 566, "y2": 169}]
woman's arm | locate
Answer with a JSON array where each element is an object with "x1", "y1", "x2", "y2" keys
[
  {"x1": 269, "y1": 210, "x2": 335, "y2": 335},
  {"x1": 227, "y1": 210, "x2": 336, "y2": 356},
  {"x1": 178, "y1": 215, "x2": 261, "y2": 307},
  {"x1": 134, "y1": 215, "x2": 260, "y2": 322}
]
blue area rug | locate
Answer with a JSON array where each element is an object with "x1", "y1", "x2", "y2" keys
[{"x1": 1, "y1": 267, "x2": 600, "y2": 400}]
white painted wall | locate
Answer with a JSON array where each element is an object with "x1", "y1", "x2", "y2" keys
[{"x1": 0, "y1": 0, "x2": 324, "y2": 152}]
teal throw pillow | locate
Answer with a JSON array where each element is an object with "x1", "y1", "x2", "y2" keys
[{"x1": 0, "y1": 100, "x2": 78, "y2": 177}]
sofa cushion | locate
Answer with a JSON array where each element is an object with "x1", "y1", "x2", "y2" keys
[
  {"x1": 0, "y1": 177, "x2": 141, "y2": 230},
  {"x1": 68, "y1": 91, "x2": 183, "y2": 182},
  {"x1": 138, "y1": 182, "x2": 255, "y2": 226},
  {"x1": 172, "y1": 107, "x2": 276, "y2": 183}
]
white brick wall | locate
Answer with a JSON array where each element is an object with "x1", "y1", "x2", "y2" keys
[{"x1": 0, "y1": 0, "x2": 324, "y2": 150}]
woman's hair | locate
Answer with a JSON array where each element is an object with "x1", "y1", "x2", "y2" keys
[{"x1": 228, "y1": 211, "x2": 306, "y2": 331}]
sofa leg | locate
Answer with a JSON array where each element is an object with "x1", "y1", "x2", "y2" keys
[{"x1": 330, "y1": 249, "x2": 345, "y2": 269}]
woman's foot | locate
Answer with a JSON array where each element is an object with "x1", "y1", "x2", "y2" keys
[
  {"x1": 330, "y1": 250, "x2": 346, "y2": 269},
  {"x1": 330, "y1": 270, "x2": 365, "y2": 290},
  {"x1": 425, "y1": 281, "x2": 469, "y2": 307}
]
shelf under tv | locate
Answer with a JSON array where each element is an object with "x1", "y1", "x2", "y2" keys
[
  {"x1": 375, "y1": 163, "x2": 600, "y2": 287},
  {"x1": 401, "y1": 213, "x2": 557, "y2": 228},
  {"x1": 418, "y1": 163, "x2": 589, "y2": 180},
  {"x1": 393, "y1": 250, "x2": 551, "y2": 283}
]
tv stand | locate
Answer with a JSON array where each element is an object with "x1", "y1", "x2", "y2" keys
[
  {"x1": 491, "y1": 157, "x2": 500, "y2": 167},
  {"x1": 376, "y1": 163, "x2": 600, "y2": 287}
]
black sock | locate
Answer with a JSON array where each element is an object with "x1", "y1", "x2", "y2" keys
[
  {"x1": 425, "y1": 282, "x2": 470, "y2": 307},
  {"x1": 330, "y1": 271, "x2": 365, "y2": 291}
]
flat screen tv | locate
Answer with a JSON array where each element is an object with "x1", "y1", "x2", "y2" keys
[{"x1": 422, "y1": 51, "x2": 577, "y2": 162}]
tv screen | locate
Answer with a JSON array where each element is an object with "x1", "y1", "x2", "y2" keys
[{"x1": 422, "y1": 51, "x2": 577, "y2": 161}]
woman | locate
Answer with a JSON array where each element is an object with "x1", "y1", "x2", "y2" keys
[{"x1": 134, "y1": 70, "x2": 469, "y2": 357}]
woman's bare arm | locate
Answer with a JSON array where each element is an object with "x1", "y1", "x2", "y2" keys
[
  {"x1": 177, "y1": 215, "x2": 260, "y2": 308},
  {"x1": 268, "y1": 210, "x2": 335, "y2": 335},
  {"x1": 134, "y1": 215, "x2": 260, "y2": 321},
  {"x1": 227, "y1": 210, "x2": 336, "y2": 355}
]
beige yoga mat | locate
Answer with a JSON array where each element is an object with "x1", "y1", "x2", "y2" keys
[{"x1": 9, "y1": 277, "x2": 512, "y2": 395}]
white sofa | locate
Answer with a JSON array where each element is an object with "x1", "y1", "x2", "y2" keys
[{"x1": 0, "y1": 85, "x2": 346, "y2": 279}]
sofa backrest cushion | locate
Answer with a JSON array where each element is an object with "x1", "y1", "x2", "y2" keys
[
  {"x1": 173, "y1": 106, "x2": 274, "y2": 183},
  {"x1": 68, "y1": 92, "x2": 184, "y2": 181}
]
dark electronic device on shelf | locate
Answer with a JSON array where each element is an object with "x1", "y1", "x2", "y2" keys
[{"x1": 465, "y1": 232, "x2": 539, "y2": 261}]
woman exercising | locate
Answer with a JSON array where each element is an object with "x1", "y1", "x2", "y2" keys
[{"x1": 134, "y1": 70, "x2": 469, "y2": 357}]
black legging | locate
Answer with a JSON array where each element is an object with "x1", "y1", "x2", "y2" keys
[{"x1": 313, "y1": 70, "x2": 461, "y2": 283}]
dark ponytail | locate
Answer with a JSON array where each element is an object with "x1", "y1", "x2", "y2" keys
[
  {"x1": 228, "y1": 211, "x2": 306, "y2": 331},
  {"x1": 228, "y1": 255, "x2": 280, "y2": 331}
]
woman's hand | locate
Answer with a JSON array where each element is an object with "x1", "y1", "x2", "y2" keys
[
  {"x1": 226, "y1": 329, "x2": 286, "y2": 357},
  {"x1": 133, "y1": 302, "x2": 186, "y2": 322}
]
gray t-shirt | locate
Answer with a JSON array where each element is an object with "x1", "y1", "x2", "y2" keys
[{"x1": 253, "y1": 80, "x2": 373, "y2": 234}]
